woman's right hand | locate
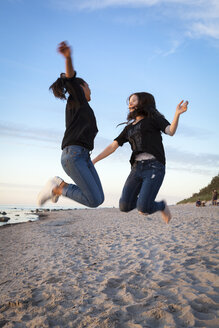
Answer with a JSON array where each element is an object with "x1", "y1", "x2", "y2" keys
[{"x1": 57, "y1": 41, "x2": 71, "y2": 58}]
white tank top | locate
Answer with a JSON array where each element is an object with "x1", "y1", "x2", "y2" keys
[{"x1": 135, "y1": 152, "x2": 156, "y2": 161}]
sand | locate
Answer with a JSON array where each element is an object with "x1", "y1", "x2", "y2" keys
[{"x1": 0, "y1": 204, "x2": 219, "y2": 328}]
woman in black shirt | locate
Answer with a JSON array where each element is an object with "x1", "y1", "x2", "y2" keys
[
  {"x1": 92, "y1": 92, "x2": 188, "y2": 223},
  {"x1": 38, "y1": 41, "x2": 104, "y2": 207}
]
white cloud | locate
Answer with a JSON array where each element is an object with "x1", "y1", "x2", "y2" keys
[
  {"x1": 50, "y1": 0, "x2": 219, "y2": 40},
  {"x1": 51, "y1": 0, "x2": 161, "y2": 11},
  {"x1": 166, "y1": 145, "x2": 219, "y2": 168},
  {"x1": 154, "y1": 40, "x2": 182, "y2": 57},
  {"x1": 52, "y1": 1, "x2": 201, "y2": 11},
  {"x1": 1, "y1": 121, "x2": 218, "y2": 176},
  {"x1": 0, "y1": 122, "x2": 63, "y2": 144},
  {"x1": 190, "y1": 22, "x2": 219, "y2": 39}
]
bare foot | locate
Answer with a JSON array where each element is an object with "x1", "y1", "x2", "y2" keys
[{"x1": 161, "y1": 201, "x2": 172, "y2": 224}]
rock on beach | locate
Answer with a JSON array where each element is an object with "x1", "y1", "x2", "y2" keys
[{"x1": 0, "y1": 216, "x2": 10, "y2": 222}]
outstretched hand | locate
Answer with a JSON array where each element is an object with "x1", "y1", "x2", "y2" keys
[
  {"x1": 57, "y1": 41, "x2": 71, "y2": 58},
  {"x1": 176, "y1": 100, "x2": 189, "y2": 115}
]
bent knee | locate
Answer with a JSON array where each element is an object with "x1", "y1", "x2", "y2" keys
[
  {"x1": 89, "y1": 194, "x2": 104, "y2": 208},
  {"x1": 119, "y1": 201, "x2": 132, "y2": 212}
]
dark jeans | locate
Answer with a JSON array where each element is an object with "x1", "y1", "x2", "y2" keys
[
  {"x1": 61, "y1": 145, "x2": 104, "y2": 207},
  {"x1": 119, "y1": 159, "x2": 165, "y2": 214}
]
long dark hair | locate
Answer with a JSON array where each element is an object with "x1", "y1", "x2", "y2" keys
[
  {"x1": 126, "y1": 92, "x2": 164, "y2": 123},
  {"x1": 49, "y1": 73, "x2": 86, "y2": 100}
]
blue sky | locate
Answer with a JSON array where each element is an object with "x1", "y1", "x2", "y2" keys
[{"x1": 0, "y1": 0, "x2": 219, "y2": 207}]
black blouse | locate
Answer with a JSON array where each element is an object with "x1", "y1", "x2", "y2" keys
[
  {"x1": 115, "y1": 115, "x2": 170, "y2": 166},
  {"x1": 61, "y1": 74, "x2": 98, "y2": 151}
]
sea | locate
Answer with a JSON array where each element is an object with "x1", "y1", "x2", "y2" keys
[{"x1": 0, "y1": 205, "x2": 78, "y2": 227}]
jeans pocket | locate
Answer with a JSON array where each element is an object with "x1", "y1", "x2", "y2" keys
[
  {"x1": 151, "y1": 161, "x2": 164, "y2": 171},
  {"x1": 148, "y1": 163, "x2": 165, "y2": 180},
  {"x1": 70, "y1": 151, "x2": 81, "y2": 158},
  {"x1": 66, "y1": 146, "x2": 83, "y2": 159}
]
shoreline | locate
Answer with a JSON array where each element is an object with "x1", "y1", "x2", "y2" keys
[
  {"x1": 1, "y1": 205, "x2": 219, "y2": 327},
  {"x1": 0, "y1": 207, "x2": 117, "y2": 228},
  {"x1": 1, "y1": 202, "x2": 217, "y2": 228}
]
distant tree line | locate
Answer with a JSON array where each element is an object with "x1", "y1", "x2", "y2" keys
[{"x1": 177, "y1": 173, "x2": 219, "y2": 204}]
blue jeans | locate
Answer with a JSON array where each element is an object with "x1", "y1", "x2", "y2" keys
[
  {"x1": 61, "y1": 145, "x2": 104, "y2": 207},
  {"x1": 119, "y1": 159, "x2": 165, "y2": 214}
]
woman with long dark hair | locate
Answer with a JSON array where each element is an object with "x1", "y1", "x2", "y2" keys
[
  {"x1": 38, "y1": 41, "x2": 104, "y2": 207},
  {"x1": 92, "y1": 92, "x2": 188, "y2": 223}
]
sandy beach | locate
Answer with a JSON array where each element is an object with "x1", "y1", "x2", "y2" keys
[{"x1": 0, "y1": 204, "x2": 219, "y2": 328}]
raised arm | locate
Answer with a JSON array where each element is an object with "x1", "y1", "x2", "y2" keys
[
  {"x1": 57, "y1": 41, "x2": 75, "y2": 78},
  {"x1": 92, "y1": 141, "x2": 119, "y2": 165},
  {"x1": 165, "y1": 100, "x2": 188, "y2": 136}
]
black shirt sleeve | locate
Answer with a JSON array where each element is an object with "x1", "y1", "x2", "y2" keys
[
  {"x1": 64, "y1": 73, "x2": 86, "y2": 105},
  {"x1": 114, "y1": 126, "x2": 128, "y2": 146},
  {"x1": 154, "y1": 115, "x2": 170, "y2": 133}
]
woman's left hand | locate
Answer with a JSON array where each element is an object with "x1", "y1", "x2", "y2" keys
[{"x1": 176, "y1": 100, "x2": 189, "y2": 115}]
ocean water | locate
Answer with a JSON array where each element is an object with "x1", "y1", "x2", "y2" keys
[
  {"x1": 0, "y1": 207, "x2": 39, "y2": 227},
  {"x1": 0, "y1": 205, "x2": 113, "y2": 227},
  {"x1": 0, "y1": 205, "x2": 78, "y2": 227}
]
